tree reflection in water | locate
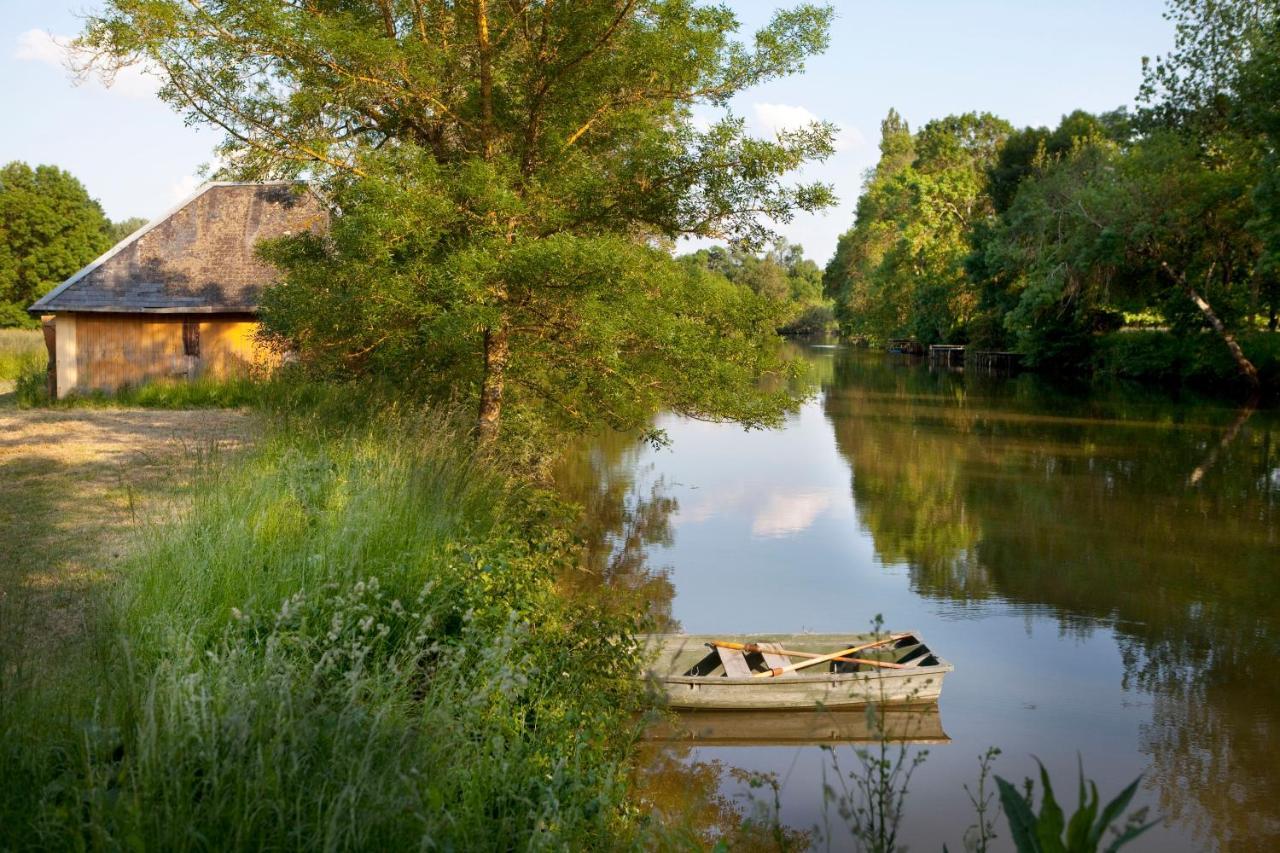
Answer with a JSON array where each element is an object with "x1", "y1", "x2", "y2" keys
[
  {"x1": 824, "y1": 351, "x2": 1280, "y2": 850},
  {"x1": 552, "y1": 426, "x2": 680, "y2": 631}
]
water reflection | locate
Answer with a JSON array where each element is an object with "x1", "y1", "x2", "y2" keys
[
  {"x1": 562, "y1": 347, "x2": 1280, "y2": 851},
  {"x1": 827, "y1": 353, "x2": 1280, "y2": 850},
  {"x1": 648, "y1": 705, "x2": 950, "y2": 746},
  {"x1": 552, "y1": 427, "x2": 680, "y2": 630}
]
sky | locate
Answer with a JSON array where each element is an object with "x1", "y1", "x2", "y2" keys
[{"x1": 1, "y1": 1, "x2": 1175, "y2": 263}]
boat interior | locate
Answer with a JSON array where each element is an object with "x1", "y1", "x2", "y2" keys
[{"x1": 649, "y1": 633, "x2": 941, "y2": 678}]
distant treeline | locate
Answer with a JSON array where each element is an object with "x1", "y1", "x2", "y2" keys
[
  {"x1": 680, "y1": 241, "x2": 836, "y2": 337},
  {"x1": 823, "y1": 0, "x2": 1280, "y2": 395}
]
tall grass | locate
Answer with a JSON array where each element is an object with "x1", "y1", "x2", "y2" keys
[
  {"x1": 0, "y1": 328, "x2": 45, "y2": 384},
  {"x1": 0, "y1": 407, "x2": 649, "y2": 849},
  {"x1": 17, "y1": 373, "x2": 265, "y2": 408}
]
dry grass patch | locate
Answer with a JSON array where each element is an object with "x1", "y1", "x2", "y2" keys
[{"x1": 0, "y1": 407, "x2": 256, "y2": 658}]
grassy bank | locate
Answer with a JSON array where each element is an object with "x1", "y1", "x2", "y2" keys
[{"x1": 0, "y1": 406, "x2": 650, "y2": 849}]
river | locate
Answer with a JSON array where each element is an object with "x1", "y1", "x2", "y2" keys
[{"x1": 557, "y1": 344, "x2": 1280, "y2": 851}]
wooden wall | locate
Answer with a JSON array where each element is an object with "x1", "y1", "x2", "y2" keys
[{"x1": 61, "y1": 312, "x2": 271, "y2": 396}]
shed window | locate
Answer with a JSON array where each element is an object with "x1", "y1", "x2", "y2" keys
[{"x1": 182, "y1": 319, "x2": 201, "y2": 357}]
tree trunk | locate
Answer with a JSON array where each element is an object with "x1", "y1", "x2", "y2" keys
[
  {"x1": 1163, "y1": 261, "x2": 1260, "y2": 393},
  {"x1": 477, "y1": 323, "x2": 509, "y2": 445},
  {"x1": 474, "y1": 0, "x2": 494, "y2": 159}
]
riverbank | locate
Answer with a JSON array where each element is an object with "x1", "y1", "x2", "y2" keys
[
  {"x1": 846, "y1": 330, "x2": 1280, "y2": 403},
  {"x1": 0, "y1": 401, "x2": 652, "y2": 849}
]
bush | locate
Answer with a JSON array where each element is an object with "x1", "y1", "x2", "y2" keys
[
  {"x1": 12, "y1": 357, "x2": 49, "y2": 405},
  {"x1": 0, "y1": 410, "x2": 649, "y2": 849},
  {"x1": 779, "y1": 302, "x2": 837, "y2": 337}
]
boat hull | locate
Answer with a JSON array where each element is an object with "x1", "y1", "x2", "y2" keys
[
  {"x1": 646, "y1": 705, "x2": 949, "y2": 745},
  {"x1": 643, "y1": 632, "x2": 953, "y2": 711}
]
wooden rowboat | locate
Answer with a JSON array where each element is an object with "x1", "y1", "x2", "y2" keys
[{"x1": 643, "y1": 631, "x2": 952, "y2": 711}]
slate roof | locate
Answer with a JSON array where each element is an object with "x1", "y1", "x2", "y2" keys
[{"x1": 30, "y1": 182, "x2": 328, "y2": 315}]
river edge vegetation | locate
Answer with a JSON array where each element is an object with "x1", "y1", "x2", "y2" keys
[
  {"x1": 0, "y1": 381, "x2": 1161, "y2": 851},
  {"x1": 823, "y1": 0, "x2": 1280, "y2": 400}
]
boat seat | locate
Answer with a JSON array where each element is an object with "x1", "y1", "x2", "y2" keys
[
  {"x1": 897, "y1": 644, "x2": 935, "y2": 667},
  {"x1": 716, "y1": 647, "x2": 753, "y2": 678},
  {"x1": 756, "y1": 642, "x2": 797, "y2": 677}
]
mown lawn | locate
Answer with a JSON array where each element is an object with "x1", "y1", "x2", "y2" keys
[{"x1": 0, "y1": 405, "x2": 256, "y2": 663}]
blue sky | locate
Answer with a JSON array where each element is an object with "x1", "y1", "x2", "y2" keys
[{"x1": 1, "y1": 1, "x2": 1174, "y2": 262}]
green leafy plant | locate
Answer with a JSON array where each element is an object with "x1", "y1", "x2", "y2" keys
[{"x1": 995, "y1": 759, "x2": 1159, "y2": 853}]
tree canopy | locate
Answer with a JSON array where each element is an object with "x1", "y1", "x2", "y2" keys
[
  {"x1": 0, "y1": 162, "x2": 114, "y2": 327},
  {"x1": 82, "y1": 1, "x2": 838, "y2": 443}
]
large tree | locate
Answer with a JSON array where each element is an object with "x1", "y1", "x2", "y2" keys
[
  {"x1": 82, "y1": 1, "x2": 837, "y2": 443},
  {"x1": 0, "y1": 162, "x2": 113, "y2": 327}
]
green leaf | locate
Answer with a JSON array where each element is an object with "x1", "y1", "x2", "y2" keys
[
  {"x1": 1102, "y1": 817, "x2": 1160, "y2": 852},
  {"x1": 1065, "y1": 757, "x2": 1098, "y2": 852},
  {"x1": 1088, "y1": 776, "x2": 1143, "y2": 849},
  {"x1": 1034, "y1": 760, "x2": 1067, "y2": 853},
  {"x1": 996, "y1": 775, "x2": 1042, "y2": 853}
]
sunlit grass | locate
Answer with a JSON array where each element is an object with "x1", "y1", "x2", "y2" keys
[
  {"x1": 0, "y1": 328, "x2": 45, "y2": 383},
  {"x1": 17, "y1": 373, "x2": 265, "y2": 408}
]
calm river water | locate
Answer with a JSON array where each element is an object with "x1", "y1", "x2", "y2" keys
[{"x1": 559, "y1": 344, "x2": 1280, "y2": 851}]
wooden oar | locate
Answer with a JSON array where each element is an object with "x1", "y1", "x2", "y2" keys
[
  {"x1": 707, "y1": 640, "x2": 910, "y2": 672},
  {"x1": 741, "y1": 635, "x2": 911, "y2": 678}
]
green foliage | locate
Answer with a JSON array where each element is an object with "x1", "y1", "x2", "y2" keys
[
  {"x1": 83, "y1": 0, "x2": 837, "y2": 441},
  {"x1": 0, "y1": 162, "x2": 113, "y2": 326},
  {"x1": 995, "y1": 760, "x2": 1157, "y2": 853},
  {"x1": 1137, "y1": 0, "x2": 1278, "y2": 137},
  {"x1": 823, "y1": 110, "x2": 1011, "y2": 345},
  {"x1": 109, "y1": 215, "x2": 148, "y2": 242},
  {"x1": 828, "y1": 1, "x2": 1280, "y2": 393},
  {"x1": 681, "y1": 240, "x2": 836, "y2": 336},
  {"x1": 0, "y1": 409, "x2": 649, "y2": 849},
  {"x1": 1094, "y1": 330, "x2": 1280, "y2": 392},
  {"x1": 260, "y1": 159, "x2": 802, "y2": 454}
]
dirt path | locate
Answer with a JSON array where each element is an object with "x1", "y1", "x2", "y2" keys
[{"x1": 0, "y1": 406, "x2": 257, "y2": 658}]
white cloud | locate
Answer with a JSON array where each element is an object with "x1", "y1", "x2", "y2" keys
[
  {"x1": 751, "y1": 490, "x2": 834, "y2": 538},
  {"x1": 15, "y1": 29, "x2": 161, "y2": 100},
  {"x1": 751, "y1": 102, "x2": 865, "y2": 152},
  {"x1": 15, "y1": 29, "x2": 69, "y2": 66}
]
